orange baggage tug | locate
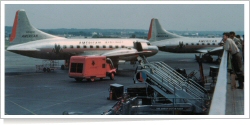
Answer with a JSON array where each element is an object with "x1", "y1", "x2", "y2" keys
[{"x1": 69, "y1": 56, "x2": 116, "y2": 82}]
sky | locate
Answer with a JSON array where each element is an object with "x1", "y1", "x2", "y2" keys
[{"x1": 4, "y1": 3, "x2": 245, "y2": 31}]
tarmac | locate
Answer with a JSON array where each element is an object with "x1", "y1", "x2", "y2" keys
[{"x1": 4, "y1": 50, "x2": 238, "y2": 115}]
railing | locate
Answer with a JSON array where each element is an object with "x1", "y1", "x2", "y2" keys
[
  {"x1": 135, "y1": 60, "x2": 208, "y2": 113},
  {"x1": 209, "y1": 50, "x2": 228, "y2": 115}
]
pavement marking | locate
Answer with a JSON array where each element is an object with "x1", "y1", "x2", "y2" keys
[
  {"x1": 34, "y1": 83, "x2": 146, "y2": 112},
  {"x1": 6, "y1": 99, "x2": 37, "y2": 115},
  {"x1": 32, "y1": 90, "x2": 108, "y2": 112},
  {"x1": 5, "y1": 72, "x2": 43, "y2": 77}
]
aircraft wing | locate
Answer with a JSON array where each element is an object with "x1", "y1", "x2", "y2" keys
[
  {"x1": 196, "y1": 46, "x2": 223, "y2": 55},
  {"x1": 196, "y1": 49, "x2": 208, "y2": 53},
  {"x1": 100, "y1": 48, "x2": 142, "y2": 57},
  {"x1": 207, "y1": 46, "x2": 224, "y2": 56}
]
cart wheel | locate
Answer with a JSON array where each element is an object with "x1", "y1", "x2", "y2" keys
[
  {"x1": 90, "y1": 78, "x2": 95, "y2": 82},
  {"x1": 47, "y1": 68, "x2": 51, "y2": 72},
  {"x1": 110, "y1": 73, "x2": 114, "y2": 80},
  {"x1": 75, "y1": 78, "x2": 83, "y2": 82},
  {"x1": 43, "y1": 68, "x2": 46, "y2": 72}
]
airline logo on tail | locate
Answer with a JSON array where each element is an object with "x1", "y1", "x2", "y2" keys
[
  {"x1": 9, "y1": 9, "x2": 61, "y2": 44},
  {"x1": 147, "y1": 18, "x2": 182, "y2": 42}
]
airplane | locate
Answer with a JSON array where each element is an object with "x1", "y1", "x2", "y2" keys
[
  {"x1": 147, "y1": 18, "x2": 224, "y2": 62},
  {"x1": 6, "y1": 9, "x2": 158, "y2": 70}
]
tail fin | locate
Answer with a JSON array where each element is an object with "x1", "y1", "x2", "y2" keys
[
  {"x1": 147, "y1": 18, "x2": 182, "y2": 42},
  {"x1": 9, "y1": 9, "x2": 60, "y2": 44}
]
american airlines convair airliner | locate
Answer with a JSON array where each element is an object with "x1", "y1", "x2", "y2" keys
[
  {"x1": 147, "y1": 18, "x2": 224, "y2": 62},
  {"x1": 7, "y1": 9, "x2": 158, "y2": 69}
]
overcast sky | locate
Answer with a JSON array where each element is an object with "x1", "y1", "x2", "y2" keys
[{"x1": 4, "y1": 4, "x2": 244, "y2": 31}]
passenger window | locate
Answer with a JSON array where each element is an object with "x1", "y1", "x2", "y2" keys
[
  {"x1": 77, "y1": 45, "x2": 80, "y2": 48},
  {"x1": 109, "y1": 45, "x2": 113, "y2": 48},
  {"x1": 196, "y1": 43, "x2": 199, "y2": 45},
  {"x1": 202, "y1": 43, "x2": 205, "y2": 45},
  {"x1": 191, "y1": 43, "x2": 194, "y2": 45},
  {"x1": 121, "y1": 45, "x2": 125, "y2": 48},
  {"x1": 103, "y1": 45, "x2": 106, "y2": 48},
  {"x1": 186, "y1": 43, "x2": 188, "y2": 45},
  {"x1": 115, "y1": 45, "x2": 119, "y2": 48},
  {"x1": 90, "y1": 45, "x2": 93, "y2": 48},
  {"x1": 63, "y1": 45, "x2": 67, "y2": 49},
  {"x1": 212, "y1": 43, "x2": 215, "y2": 45},
  {"x1": 207, "y1": 43, "x2": 210, "y2": 45},
  {"x1": 83, "y1": 45, "x2": 87, "y2": 48},
  {"x1": 96, "y1": 45, "x2": 99, "y2": 48},
  {"x1": 70, "y1": 45, "x2": 73, "y2": 48}
]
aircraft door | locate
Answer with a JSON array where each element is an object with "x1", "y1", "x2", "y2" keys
[{"x1": 134, "y1": 41, "x2": 143, "y2": 52}]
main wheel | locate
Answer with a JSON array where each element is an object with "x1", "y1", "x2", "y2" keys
[
  {"x1": 75, "y1": 78, "x2": 83, "y2": 82},
  {"x1": 110, "y1": 73, "x2": 115, "y2": 80},
  {"x1": 43, "y1": 68, "x2": 46, "y2": 72},
  {"x1": 46, "y1": 68, "x2": 51, "y2": 72}
]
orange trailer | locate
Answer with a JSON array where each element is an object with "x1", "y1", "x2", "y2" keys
[{"x1": 69, "y1": 56, "x2": 116, "y2": 82}]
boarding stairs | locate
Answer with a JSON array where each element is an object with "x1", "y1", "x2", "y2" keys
[{"x1": 135, "y1": 56, "x2": 209, "y2": 113}]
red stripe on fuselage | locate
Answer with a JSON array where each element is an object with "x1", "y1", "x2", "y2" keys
[{"x1": 10, "y1": 10, "x2": 19, "y2": 42}]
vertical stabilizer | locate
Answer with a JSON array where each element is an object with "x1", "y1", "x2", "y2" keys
[
  {"x1": 147, "y1": 18, "x2": 182, "y2": 42},
  {"x1": 9, "y1": 9, "x2": 61, "y2": 44}
]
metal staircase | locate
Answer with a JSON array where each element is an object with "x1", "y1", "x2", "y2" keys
[{"x1": 134, "y1": 56, "x2": 209, "y2": 113}]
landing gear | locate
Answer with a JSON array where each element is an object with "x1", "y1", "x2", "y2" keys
[
  {"x1": 43, "y1": 68, "x2": 46, "y2": 72},
  {"x1": 47, "y1": 68, "x2": 51, "y2": 72},
  {"x1": 61, "y1": 60, "x2": 69, "y2": 70},
  {"x1": 195, "y1": 53, "x2": 213, "y2": 63},
  {"x1": 202, "y1": 53, "x2": 213, "y2": 63}
]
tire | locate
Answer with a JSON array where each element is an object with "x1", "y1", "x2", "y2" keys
[
  {"x1": 100, "y1": 78, "x2": 103, "y2": 80},
  {"x1": 110, "y1": 73, "x2": 115, "y2": 80},
  {"x1": 61, "y1": 65, "x2": 65, "y2": 70},
  {"x1": 75, "y1": 78, "x2": 83, "y2": 82},
  {"x1": 47, "y1": 68, "x2": 51, "y2": 72},
  {"x1": 90, "y1": 78, "x2": 95, "y2": 82},
  {"x1": 43, "y1": 68, "x2": 46, "y2": 72},
  {"x1": 87, "y1": 79, "x2": 91, "y2": 82}
]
